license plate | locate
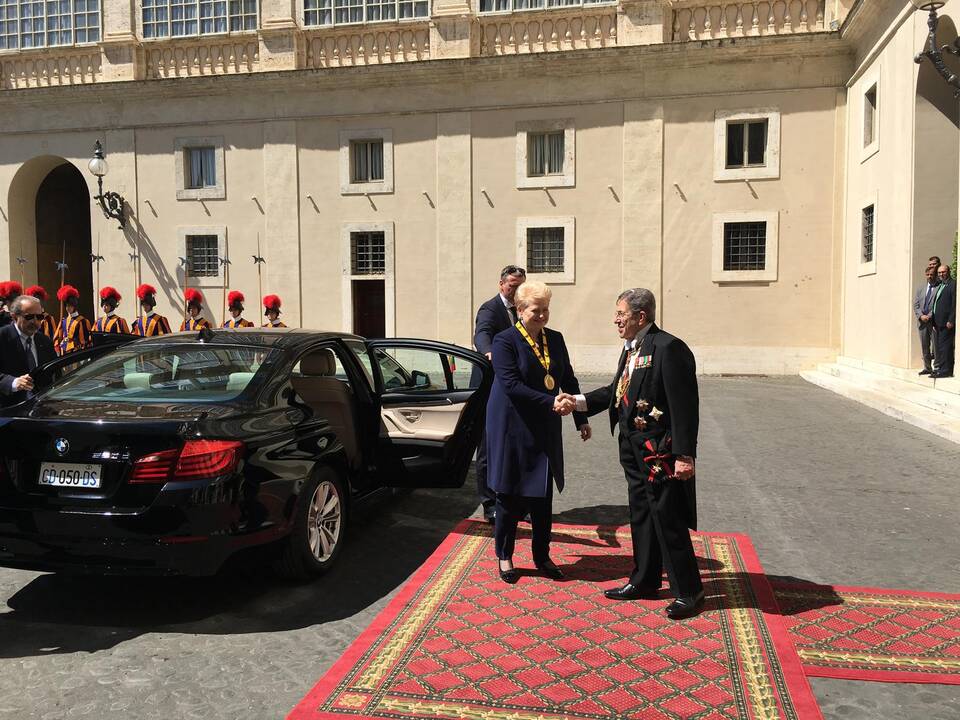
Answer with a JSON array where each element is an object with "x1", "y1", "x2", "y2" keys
[{"x1": 38, "y1": 462, "x2": 102, "y2": 489}]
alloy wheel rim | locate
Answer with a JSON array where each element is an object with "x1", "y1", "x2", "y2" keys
[{"x1": 307, "y1": 480, "x2": 342, "y2": 562}]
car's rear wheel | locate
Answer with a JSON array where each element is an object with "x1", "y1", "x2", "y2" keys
[{"x1": 274, "y1": 466, "x2": 346, "y2": 580}]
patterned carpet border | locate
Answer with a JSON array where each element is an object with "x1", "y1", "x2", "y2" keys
[
  {"x1": 771, "y1": 580, "x2": 960, "y2": 685},
  {"x1": 289, "y1": 520, "x2": 823, "y2": 720}
]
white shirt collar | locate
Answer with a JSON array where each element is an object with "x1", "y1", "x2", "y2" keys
[
  {"x1": 499, "y1": 293, "x2": 515, "y2": 309},
  {"x1": 144, "y1": 310, "x2": 155, "y2": 318},
  {"x1": 69, "y1": 311, "x2": 78, "y2": 319},
  {"x1": 104, "y1": 310, "x2": 116, "y2": 318},
  {"x1": 624, "y1": 323, "x2": 653, "y2": 352},
  {"x1": 13, "y1": 324, "x2": 33, "y2": 345}
]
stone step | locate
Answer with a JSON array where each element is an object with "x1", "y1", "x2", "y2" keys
[
  {"x1": 816, "y1": 363, "x2": 960, "y2": 418},
  {"x1": 801, "y1": 369, "x2": 960, "y2": 445},
  {"x1": 836, "y1": 355, "x2": 960, "y2": 395}
]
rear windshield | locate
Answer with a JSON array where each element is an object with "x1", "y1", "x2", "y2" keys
[{"x1": 43, "y1": 345, "x2": 276, "y2": 404}]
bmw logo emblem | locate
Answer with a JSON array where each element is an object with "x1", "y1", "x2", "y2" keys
[{"x1": 54, "y1": 438, "x2": 70, "y2": 456}]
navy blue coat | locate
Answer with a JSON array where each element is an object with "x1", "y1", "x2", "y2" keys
[
  {"x1": 0, "y1": 323, "x2": 56, "y2": 407},
  {"x1": 485, "y1": 325, "x2": 587, "y2": 497}
]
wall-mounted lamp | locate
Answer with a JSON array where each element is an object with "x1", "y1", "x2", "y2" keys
[
  {"x1": 912, "y1": 1, "x2": 960, "y2": 96},
  {"x1": 87, "y1": 140, "x2": 126, "y2": 230}
]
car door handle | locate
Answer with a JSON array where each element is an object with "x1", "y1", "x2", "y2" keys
[{"x1": 398, "y1": 410, "x2": 422, "y2": 423}]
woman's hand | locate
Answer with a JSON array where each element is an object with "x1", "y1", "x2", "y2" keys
[
  {"x1": 579, "y1": 424, "x2": 592, "y2": 442},
  {"x1": 553, "y1": 394, "x2": 576, "y2": 415}
]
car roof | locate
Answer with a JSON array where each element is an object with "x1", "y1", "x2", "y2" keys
[{"x1": 126, "y1": 329, "x2": 366, "y2": 351}]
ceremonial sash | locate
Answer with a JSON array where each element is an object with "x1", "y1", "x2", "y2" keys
[{"x1": 515, "y1": 321, "x2": 554, "y2": 390}]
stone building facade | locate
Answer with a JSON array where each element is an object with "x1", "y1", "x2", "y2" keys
[{"x1": 0, "y1": 0, "x2": 954, "y2": 375}]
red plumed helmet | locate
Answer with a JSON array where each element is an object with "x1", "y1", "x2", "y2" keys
[
  {"x1": 184, "y1": 288, "x2": 204, "y2": 306},
  {"x1": 263, "y1": 294, "x2": 282, "y2": 313},
  {"x1": 227, "y1": 290, "x2": 245, "y2": 308},
  {"x1": 136, "y1": 284, "x2": 157, "y2": 301},
  {"x1": 4, "y1": 281, "x2": 22, "y2": 299},
  {"x1": 57, "y1": 285, "x2": 80, "y2": 303},
  {"x1": 100, "y1": 286, "x2": 122, "y2": 304},
  {"x1": 25, "y1": 285, "x2": 48, "y2": 301},
  {"x1": 0, "y1": 282, "x2": 9, "y2": 299}
]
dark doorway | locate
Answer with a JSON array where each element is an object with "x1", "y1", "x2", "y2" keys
[
  {"x1": 352, "y1": 279, "x2": 385, "y2": 338},
  {"x1": 36, "y1": 163, "x2": 93, "y2": 319}
]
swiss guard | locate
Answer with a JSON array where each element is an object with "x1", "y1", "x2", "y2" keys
[
  {"x1": 25, "y1": 285, "x2": 57, "y2": 340},
  {"x1": 180, "y1": 288, "x2": 211, "y2": 331},
  {"x1": 263, "y1": 295, "x2": 286, "y2": 328},
  {"x1": 0, "y1": 281, "x2": 22, "y2": 327},
  {"x1": 94, "y1": 287, "x2": 131, "y2": 334},
  {"x1": 223, "y1": 291, "x2": 254, "y2": 328},
  {"x1": 54, "y1": 285, "x2": 92, "y2": 355},
  {"x1": 132, "y1": 284, "x2": 171, "y2": 337}
]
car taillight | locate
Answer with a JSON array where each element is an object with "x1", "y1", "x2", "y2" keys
[{"x1": 129, "y1": 440, "x2": 244, "y2": 484}]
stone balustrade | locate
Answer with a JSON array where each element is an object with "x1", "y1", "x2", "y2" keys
[
  {"x1": 477, "y1": 7, "x2": 618, "y2": 57},
  {"x1": 0, "y1": 47, "x2": 102, "y2": 90},
  {"x1": 670, "y1": 0, "x2": 826, "y2": 41},
  {"x1": 302, "y1": 24, "x2": 431, "y2": 68},
  {"x1": 144, "y1": 36, "x2": 260, "y2": 79}
]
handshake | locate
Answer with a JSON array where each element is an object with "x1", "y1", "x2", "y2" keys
[{"x1": 552, "y1": 392, "x2": 578, "y2": 416}]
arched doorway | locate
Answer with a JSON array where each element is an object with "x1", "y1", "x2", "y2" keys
[{"x1": 7, "y1": 157, "x2": 93, "y2": 320}]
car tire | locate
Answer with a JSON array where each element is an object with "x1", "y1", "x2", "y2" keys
[{"x1": 274, "y1": 466, "x2": 347, "y2": 580}]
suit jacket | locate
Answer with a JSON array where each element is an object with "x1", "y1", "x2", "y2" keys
[
  {"x1": 0, "y1": 323, "x2": 56, "y2": 407},
  {"x1": 915, "y1": 281, "x2": 940, "y2": 328},
  {"x1": 582, "y1": 323, "x2": 699, "y2": 528},
  {"x1": 933, "y1": 279, "x2": 956, "y2": 329},
  {"x1": 473, "y1": 295, "x2": 514, "y2": 356},
  {"x1": 485, "y1": 326, "x2": 587, "y2": 497}
]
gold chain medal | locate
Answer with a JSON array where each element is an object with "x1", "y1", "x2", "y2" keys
[{"x1": 515, "y1": 321, "x2": 555, "y2": 390}]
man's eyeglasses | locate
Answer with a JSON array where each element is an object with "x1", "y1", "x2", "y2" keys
[
  {"x1": 18, "y1": 313, "x2": 44, "y2": 321},
  {"x1": 501, "y1": 265, "x2": 526, "y2": 278},
  {"x1": 614, "y1": 311, "x2": 633, "y2": 321}
]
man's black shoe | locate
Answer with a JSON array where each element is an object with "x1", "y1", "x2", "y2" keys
[
  {"x1": 535, "y1": 560, "x2": 564, "y2": 581},
  {"x1": 665, "y1": 591, "x2": 705, "y2": 620},
  {"x1": 919, "y1": 369, "x2": 932, "y2": 376},
  {"x1": 603, "y1": 583, "x2": 659, "y2": 601},
  {"x1": 931, "y1": 373, "x2": 954, "y2": 379}
]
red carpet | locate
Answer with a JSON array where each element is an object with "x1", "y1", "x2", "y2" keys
[
  {"x1": 289, "y1": 521, "x2": 822, "y2": 720},
  {"x1": 771, "y1": 580, "x2": 960, "y2": 685}
]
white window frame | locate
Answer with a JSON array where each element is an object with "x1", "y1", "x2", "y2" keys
[
  {"x1": 477, "y1": 0, "x2": 615, "y2": 15},
  {"x1": 858, "y1": 194, "x2": 877, "y2": 277},
  {"x1": 711, "y1": 211, "x2": 779, "y2": 283},
  {"x1": 516, "y1": 119, "x2": 575, "y2": 189},
  {"x1": 140, "y1": 0, "x2": 259, "y2": 40},
  {"x1": 860, "y1": 69, "x2": 880, "y2": 162},
  {"x1": 301, "y1": 0, "x2": 429, "y2": 28},
  {"x1": 339, "y1": 129, "x2": 394, "y2": 195},
  {"x1": 0, "y1": 0, "x2": 102, "y2": 50},
  {"x1": 714, "y1": 108, "x2": 780, "y2": 182},
  {"x1": 177, "y1": 226, "x2": 226, "y2": 288},
  {"x1": 341, "y1": 222, "x2": 396, "y2": 335},
  {"x1": 175, "y1": 136, "x2": 226, "y2": 200},
  {"x1": 516, "y1": 216, "x2": 575, "y2": 284}
]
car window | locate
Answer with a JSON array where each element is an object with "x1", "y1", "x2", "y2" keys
[
  {"x1": 343, "y1": 339, "x2": 375, "y2": 388},
  {"x1": 377, "y1": 348, "x2": 448, "y2": 394},
  {"x1": 42, "y1": 345, "x2": 276, "y2": 403}
]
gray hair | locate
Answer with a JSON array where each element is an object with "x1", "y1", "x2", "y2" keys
[
  {"x1": 617, "y1": 288, "x2": 656, "y2": 323},
  {"x1": 10, "y1": 295, "x2": 40, "y2": 316}
]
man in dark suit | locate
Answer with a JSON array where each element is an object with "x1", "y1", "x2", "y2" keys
[
  {"x1": 472, "y1": 265, "x2": 526, "y2": 521},
  {"x1": 915, "y1": 265, "x2": 940, "y2": 375},
  {"x1": 560, "y1": 287, "x2": 703, "y2": 619},
  {"x1": 0, "y1": 294, "x2": 57, "y2": 407},
  {"x1": 932, "y1": 264, "x2": 956, "y2": 379}
]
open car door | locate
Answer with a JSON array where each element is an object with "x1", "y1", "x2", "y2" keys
[{"x1": 366, "y1": 339, "x2": 492, "y2": 488}]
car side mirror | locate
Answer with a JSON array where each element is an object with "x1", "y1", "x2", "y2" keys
[{"x1": 412, "y1": 370, "x2": 430, "y2": 387}]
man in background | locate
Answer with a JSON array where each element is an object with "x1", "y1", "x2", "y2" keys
[
  {"x1": 932, "y1": 264, "x2": 956, "y2": 379},
  {"x1": 915, "y1": 265, "x2": 940, "y2": 376}
]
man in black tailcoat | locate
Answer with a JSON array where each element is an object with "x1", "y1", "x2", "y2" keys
[
  {"x1": 560, "y1": 287, "x2": 703, "y2": 619},
  {"x1": 472, "y1": 265, "x2": 526, "y2": 522},
  {"x1": 0, "y1": 295, "x2": 57, "y2": 407}
]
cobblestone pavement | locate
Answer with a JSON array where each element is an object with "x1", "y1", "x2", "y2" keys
[{"x1": 0, "y1": 376, "x2": 958, "y2": 719}]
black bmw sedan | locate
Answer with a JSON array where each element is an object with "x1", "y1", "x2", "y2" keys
[{"x1": 0, "y1": 330, "x2": 491, "y2": 578}]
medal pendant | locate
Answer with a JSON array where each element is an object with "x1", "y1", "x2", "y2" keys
[{"x1": 544, "y1": 374, "x2": 556, "y2": 390}]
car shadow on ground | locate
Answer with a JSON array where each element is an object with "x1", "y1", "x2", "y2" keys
[{"x1": 0, "y1": 484, "x2": 481, "y2": 659}]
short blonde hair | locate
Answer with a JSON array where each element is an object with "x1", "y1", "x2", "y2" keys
[{"x1": 515, "y1": 280, "x2": 552, "y2": 310}]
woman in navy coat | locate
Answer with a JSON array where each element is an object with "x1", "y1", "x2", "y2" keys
[{"x1": 486, "y1": 281, "x2": 591, "y2": 582}]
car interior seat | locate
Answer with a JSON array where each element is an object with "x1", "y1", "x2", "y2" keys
[{"x1": 290, "y1": 348, "x2": 358, "y2": 467}]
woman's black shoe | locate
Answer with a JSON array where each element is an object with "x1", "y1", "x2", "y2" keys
[
  {"x1": 536, "y1": 560, "x2": 564, "y2": 580},
  {"x1": 498, "y1": 560, "x2": 519, "y2": 584}
]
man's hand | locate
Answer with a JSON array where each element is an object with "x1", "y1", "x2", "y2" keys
[
  {"x1": 948, "y1": 322, "x2": 955, "y2": 330},
  {"x1": 12, "y1": 374, "x2": 34, "y2": 393},
  {"x1": 921, "y1": 314, "x2": 930, "y2": 323},
  {"x1": 553, "y1": 393, "x2": 576, "y2": 416},
  {"x1": 675, "y1": 455, "x2": 695, "y2": 480},
  {"x1": 579, "y1": 424, "x2": 592, "y2": 441},
  {"x1": 485, "y1": 352, "x2": 492, "y2": 360}
]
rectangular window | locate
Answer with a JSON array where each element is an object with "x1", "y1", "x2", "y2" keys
[
  {"x1": 350, "y1": 140, "x2": 385, "y2": 183},
  {"x1": 527, "y1": 131, "x2": 564, "y2": 177},
  {"x1": 861, "y1": 205, "x2": 874, "y2": 263},
  {"x1": 185, "y1": 146, "x2": 217, "y2": 189},
  {"x1": 480, "y1": 0, "x2": 609, "y2": 11},
  {"x1": 142, "y1": 0, "x2": 255, "y2": 38},
  {"x1": 526, "y1": 227, "x2": 565, "y2": 273},
  {"x1": 0, "y1": 0, "x2": 100, "y2": 49},
  {"x1": 723, "y1": 222, "x2": 767, "y2": 271},
  {"x1": 863, "y1": 84, "x2": 877, "y2": 149},
  {"x1": 351, "y1": 232, "x2": 386, "y2": 275},
  {"x1": 186, "y1": 234, "x2": 220, "y2": 277},
  {"x1": 725, "y1": 119, "x2": 767, "y2": 169},
  {"x1": 304, "y1": 0, "x2": 426, "y2": 25}
]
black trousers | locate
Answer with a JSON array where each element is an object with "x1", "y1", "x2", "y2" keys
[
  {"x1": 493, "y1": 490, "x2": 553, "y2": 564},
  {"x1": 619, "y1": 434, "x2": 702, "y2": 598},
  {"x1": 920, "y1": 322, "x2": 936, "y2": 372},
  {"x1": 935, "y1": 325, "x2": 955, "y2": 375},
  {"x1": 475, "y1": 427, "x2": 496, "y2": 513}
]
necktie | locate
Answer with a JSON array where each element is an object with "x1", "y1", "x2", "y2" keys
[
  {"x1": 24, "y1": 336, "x2": 36, "y2": 372},
  {"x1": 508, "y1": 306, "x2": 518, "y2": 325},
  {"x1": 923, "y1": 285, "x2": 935, "y2": 314},
  {"x1": 616, "y1": 347, "x2": 633, "y2": 412}
]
